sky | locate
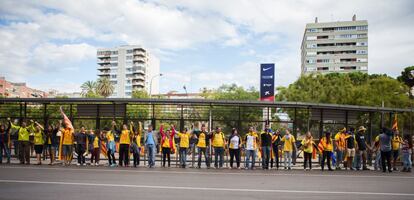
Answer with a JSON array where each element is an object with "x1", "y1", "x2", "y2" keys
[{"x1": 0, "y1": 0, "x2": 413, "y2": 94}]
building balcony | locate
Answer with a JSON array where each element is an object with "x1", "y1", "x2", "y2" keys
[
  {"x1": 132, "y1": 81, "x2": 145, "y2": 87},
  {"x1": 97, "y1": 65, "x2": 111, "y2": 70},
  {"x1": 97, "y1": 53, "x2": 111, "y2": 58},
  {"x1": 132, "y1": 75, "x2": 145, "y2": 81},
  {"x1": 97, "y1": 59, "x2": 111, "y2": 64}
]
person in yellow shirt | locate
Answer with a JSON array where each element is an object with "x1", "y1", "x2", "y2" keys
[
  {"x1": 392, "y1": 130, "x2": 403, "y2": 171},
  {"x1": 160, "y1": 124, "x2": 175, "y2": 168},
  {"x1": 374, "y1": 135, "x2": 381, "y2": 170},
  {"x1": 105, "y1": 121, "x2": 117, "y2": 167},
  {"x1": 130, "y1": 122, "x2": 142, "y2": 168},
  {"x1": 193, "y1": 124, "x2": 211, "y2": 169},
  {"x1": 33, "y1": 121, "x2": 45, "y2": 165},
  {"x1": 8, "y1": 118, "x2": 34, "y2": 164},
  {"x1": 270, "y1": 130, "x2": 281, "y2": 169},
  {"x1": 281, "y1": 130, "x2": 296, "y2": 170},
  {"x1": 88, "y1": 129, "x2": 102, "y2": 166},
  {"x1": 301, "y1": 131, "x2": 314, "y2": 170},
  {"x1": 118, "y1": 123, "x2": 132, "y2": 167},
  {"x1": 334, "y1": 128, "x2": 346, "y2": 170},
  {"x1": 245, "y1": 127, "x2": 259, "y2": 170},
  {"x1": 59, "y1": 106, "x2": 74, "y2": 166},
  {"x1": 212, "y1": 127, "x2": 226, "y2": 169},
  {"x1": 175, "y1": 126, "x2": 191, "y2": 168},
  {"x1": 320, "y1": 131, "x2": 334, "y2": 171}
]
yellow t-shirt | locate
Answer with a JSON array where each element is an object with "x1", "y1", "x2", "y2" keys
[
  {"x1": 281, "y1": 134, "x2": 296, "y2": 152},
  {"x1": 392, "y1": 136, "x2": 402, "y2": 150},
  {"x1": 106, "y1": 131, "x2": 115, "y2": 142},
  {"x1": 62, "y1": 128, "x2": 74, "y2": 145},
  {"x1": 34, "y1": 131, "x2": 44, "y2": 145},
  {"x1": 93, "y1": 136, "x2": 99, "y2": 148},
  {"x1": 119, "y1": 130, "x2": 131, "y2": 144},
  {"x1": 197, "y1": 132, "x2": 207, "y2": 148},
  {"x1": 212, "y1": 132, "x2": 225, "y2": 147},
  {"x1": 177, "y1": 132, "x2": 190, "y2": 148},
  {"x1": 334, "y1": 133, "x2": 346, "y2": 150},
  {"x1": 162, "y1": 137, "x2": 171, "y2": 148},
  {"x1": 47, "y1": 137, "x2": 51, "y2": 145},
  {"x1": 321, "y1": 137, "x2": 334, "y2": 152},
  {"x1": 135, "y1": 135, "x2": 141, "y2": 147},
  {"x1": 301, "y1": 138, "x2": 313, "y2": 153}
]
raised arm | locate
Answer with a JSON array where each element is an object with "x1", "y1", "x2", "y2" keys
[
  {"x1": 160, "y1": 125, "x2": 165, "y2": 137},
  {"x1": 34, "y1": 121, "x2": 44, "y2": 131},
  {"x1": 8, "y1": 118, "x2": 20, "y2": 130},
  {"x1": 171, "y1": 125, "x2": 177, "y2": 137},
  {"x1": 60, "y1": 106, "x2": 73, "y2": 130}
]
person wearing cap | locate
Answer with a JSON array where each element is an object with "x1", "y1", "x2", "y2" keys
[
  {"x1": 355, "y1": 126, "x2": 370, "y2": 170},
  {"x1": 320, "y1": 131, "x2": 334, "y2": 171},
  {"x1": 345, "y1": 128, "x2": 357, "y2": 170},
  {"x1": 391, "y1": 130, "x2": 403, "y2": 171},
  {"x1": 334, "y1": 128, "x2": 346, "y2": 170}
]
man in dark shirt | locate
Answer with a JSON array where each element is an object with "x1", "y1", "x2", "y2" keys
[
  {"x1": 74, "y1": 127, "x2": 88, "y2": 166},
  {"x1": 260, "y1": 124, "x2": 272, "y2": 170},
  {"x1": 355, "y1": 126, "x2": 370, "y2": 170},
  {"x1": 346, "y1": 128, "x2": 357, "y2": 170}
]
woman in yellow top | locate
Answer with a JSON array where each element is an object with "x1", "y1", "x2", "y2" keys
[
  {"x1": 130, "y1": 122, "x2": 142, "y2": 168},
  {"x1": 33, "y1": 121, "x2": 45, "y2": 165},
  {"x1": 319, "y1": 131, "x2": 334, "y2": 171},
  {"x1": 391, "y1": 131, "x2": 403, "y2": 171},
  {"x1": 59, "y1": 106, "x2": 74, "y2": 166},
  {"x1": 118, "y1": 123, "x2": 132, "y2": 167},
  {"x1": 175, "y1": 126, "x2": 191, "y2": 168},
  {"x1": 301, "y1": 131, "x2": 314, "y2": 170},
  {"x1": 281, "y1": 130, "x2": 296, "y2": 170},
  {"x1": 212, "y1": 127, "x2": 226, "y2": 169}
]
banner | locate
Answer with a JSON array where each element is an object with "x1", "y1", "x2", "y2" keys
[{"x1": 260, "y1": 63, "x2": 275, "y2": 101}]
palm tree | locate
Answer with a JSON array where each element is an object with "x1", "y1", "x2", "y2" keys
[
  {"x1": 81, "y1": 80, "x2": 97, "y2": 96},
  {"x1": 97, "y1": 77, "x2": 114, "y2": 98}
]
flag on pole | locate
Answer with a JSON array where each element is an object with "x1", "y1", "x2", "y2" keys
[{"x1": 392, "y1": 114, "x2": 398, "y2": 131}]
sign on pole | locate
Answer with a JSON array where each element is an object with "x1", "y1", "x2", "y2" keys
[{"x1": 260, "y1": 63, "x2": 275, "y2": 102}]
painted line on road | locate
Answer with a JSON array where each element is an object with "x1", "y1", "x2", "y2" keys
[
  {"x1": 1, "y1": 165, "x2": 413, "y2": 180},
  {"x1": 0, "y1": 179, "x2": 413, "y2": 197}
]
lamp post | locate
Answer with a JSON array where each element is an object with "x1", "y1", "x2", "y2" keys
[
  {"x1": 183, "y1": 85, "x2": 188, "y2": 98},
  {"x1": 149, "y1": 73, "x2": 163, "y2": 98}
]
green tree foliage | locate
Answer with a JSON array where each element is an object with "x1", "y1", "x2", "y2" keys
[
  {"x1": 96, "y1": 78, "x2": 114, "y2": 98},
  {"x1": 131, "y1": 90, "x2": 150, "y2": 99},
  {"x1": 397, "y1": 66, "x2": 414, "y2": 97}
]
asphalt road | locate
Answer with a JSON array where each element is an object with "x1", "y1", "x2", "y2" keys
[{"x1": 0, "y1": 165, "x2": 413, "y2": 200}]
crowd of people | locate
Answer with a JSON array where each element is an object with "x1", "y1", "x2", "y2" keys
[{"x1": 0, "y1": 106, "x2": 413, "y2": 173}]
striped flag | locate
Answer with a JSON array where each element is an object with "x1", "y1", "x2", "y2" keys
[
  {"x1": 392, "y1": 114, "x2": 398, "y2": 131},
  {"x1": 100, "y1": 141, "x2": 108, "y2": 158}
]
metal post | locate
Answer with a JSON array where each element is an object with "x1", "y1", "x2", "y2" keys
[
  {"x1": 96, "y1": 104, "x2": 100, "y2": 130},
  {"x1": 24, "y1": 102, "x2": 27, "y2": 120},
  {"x1": 293, "y1": 107, "x2": 297, "y2": 138},
  {"x1": 123, "y1": 103, "x2": 127, "y2": 125},
  {"x1": 319, "y1": 109, "x2": 323, "y2": 140},
  {"x1": 19, "y1": 103, "x2": 23, "y2": 124},
  {"x1": 345, "y1": 110, "x2": 349, "y2": 129},
  {"x1": 69, "y1": 104, "x2": 73, "y2": 125},
  {"x1": 180, "y1": 105, "x2": 184, "y2": 132},
  {"x1": 237, "y1": 106, "x2": 241, "y2": 132},
  {"x1": 151, "y1": 104, "x2": 155, "y2": 129},
  {"x1": 43, "y1": 103, "x2": 48, "y2": 128},
  {"x1": 368, "y1": 112, "x2": 373, "y2": 144},
  {"x1": 307, "y1": 107, "x2": 310, "y2": 132},
  {"x1": 389, "y1": 112, "x2": 393, "y2": 128}
]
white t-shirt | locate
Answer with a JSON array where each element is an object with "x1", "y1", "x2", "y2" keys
[
  {"x1": 230, "y1": 135, "x2": 240, "y2": 149},
  {"x1": 246, "y1": 135, "x2": 257, "y2": 150}
]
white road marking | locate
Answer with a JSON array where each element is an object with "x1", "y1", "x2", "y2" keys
[
  {"x1": 1, "y1": 165, "x2": 413, "y2": 179},
  {"x1": 0, "y1": 179, "x2": 412, "y2": 196}
]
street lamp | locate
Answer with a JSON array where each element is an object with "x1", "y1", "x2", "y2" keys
[
  {"x1": 183, "y1": 85, "x2": 188, "y2": 98},
  {"x1": 149, "y1": 73, "x2": 163, "y2": 98}
]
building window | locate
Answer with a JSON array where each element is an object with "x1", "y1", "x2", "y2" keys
[
  {"x1": 110, "y1": 81, "x2": 117, "y2": 84},
  {"x1": 307, "y1": 44, "x2": 317, "y2": 48},
  {"x1": 126, "y1": 50, "x2": 133, "y2": 54},
  {"x1": 307, "y1": 51, "x2": 317, "y2": 56},
  {"x1": 126, "y1": 55, "x2": 133, "y2": 60},
  {"x1": 306, "y1": 36, "x2": 317, "y2": 40},
  {"x1": 307, "y1": 28, "x2": 318, "y2": 32},
  {"x1": 357, "y1": 42, "x2": 367, "y2": 46},
  {"x1": 111, "y1": 75, "x2": 117, "y2": 79},
  {"x1": 111, "y1": 63, "x2": 118, "y2": 67},
  {"x1": 306, "y1": 67, "x2": 316, "y2": 72},
  {"x1": 357, "y1": 58, "x2": 367, "y2": 62},
  {"x1": 125, "y1": 86, "x2": 132, "y2": 90},
  {"x1": 317, "y1": 59, "x2": 330, "y2": 63},
  {"x1": 125, "y1": 92, "x2": 132, "y2": 96},
  {"x1": 356, "y1": 50, "x2": 367, "y2": 54},
  {"x1": 306, "y1": 59, "x2": 315, "y2": 64},
  {"x1": 334, "y1": 26, "x2": 356, "y2": 31},
  {"x1": 111, "y1": 57, "x2": 118, "y2": 61},
  {"x1": 357, "y1": 34, "x2": 367, "y2": 38},
  {"x1": 356, "y1": 26, "x2": 368, "y2": 30},
  {"x1": 127, "y1": 80, "x2": 131, "y2": 84},
  {"x1": 360, "y1": 66, "x2": 368, "y2": 70},
  {"x1": 111, "y1": 51, "x2": 118, "y2": 55}
]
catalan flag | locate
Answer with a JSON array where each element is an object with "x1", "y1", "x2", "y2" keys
[{"x1": 392, "y1": 114, "x2": 398, "y2": 131}]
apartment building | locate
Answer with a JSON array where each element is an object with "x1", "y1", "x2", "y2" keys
[
  {"x1": 301, "y1": 15, "x2": 368, "y2": 74},
  {"x1": 97, "y1": 45, "x2": 160, "y2": 98}
]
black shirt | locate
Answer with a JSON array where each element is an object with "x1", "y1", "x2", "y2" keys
[
  {"x1": 75, "y1": 132, "x2": 87, "y2": 145},
  {"x1": 261, "y1": 131, "x2": 272, "y2": 147},
  {"x1": 347, "y1": 134, "x2": 355, "y2": 149},
  {"x1": 355, "y1": 132, "x2": 366, "y2": 150}
]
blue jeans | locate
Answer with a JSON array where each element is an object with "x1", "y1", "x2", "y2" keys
[
  {"x1": 146, "y1": 144, "x2": 156, "y2": 167},
  {"x1": 354, "y1": 151, "x2": 361, "y2": 169},
  {"x1": 284, "y1": 151, "x2": 292, "y2": 168},
  {"x1": 214, "y1": 147, "x2": 224, "y2": 168},
  {"x1": 180, "y1": 147, "x2": 187, "y2": 167},
  {"x1": 403, "y1": 152, "x2": 412, "y2": 169},
  {"x1": 261, "y1": 146, "x2": 271, "y2": 169},
  {"x1": 245, "y1": 150, "x2": 256, "y2": 169},
  {"x1": 374, "y1": 151, "x2": 382, "y2": 170},
  {"x1": 336, "y1": 150, "x2": 343, "y2": 167},
  {"x1": 0, "y1": 143, "x2": 10, "y2": 163}
]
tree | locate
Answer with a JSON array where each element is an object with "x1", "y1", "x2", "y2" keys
[
  {"x1": 81, "y1": 80, "x2": 97, "y2": 96},
  {"x1": 131, "y1": 90, "x2": 149, "y2": 99},
  {"x1": 397, "y1": 66, "x2": 414, "y2": 97},
  {"x1": 96, "y1": 78, "x2": 114, "y2": 98}
]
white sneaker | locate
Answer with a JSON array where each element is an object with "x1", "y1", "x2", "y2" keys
[
  {"x1": 91, "y1": 163, "x2": 95, "y2": 166},
  {"x1": 76, "y1": 163, "x2": 81, "y2": 166}
]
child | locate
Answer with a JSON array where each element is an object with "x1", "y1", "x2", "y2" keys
[
  {"x1": 89, "y1": 129, "x2": 101, "y2": 166},
  {"x1": 402, "y1": 134, "x2": 413, "y2": 172}
]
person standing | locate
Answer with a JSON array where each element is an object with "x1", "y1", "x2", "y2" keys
[
  {"x1": 334, "y1": 128, "x2": 346, "y2": 170},
  {"x1": 270, "y1": 130, "x2": 281, "y2": 169},
  {"x1": 212, "y1": 127, "x2": 225, "y2": 169},
  {"x1": 401, "y1": 134, "x2": 412, "y2": 172},
  {"x1": 74, "y1": 127, "x2": 88, "y2": 166},
  {"x1": 379, "y1": 128, "x2": 393, "y2": 173},
  {"x1": 345, "y1": 128, "x2": 357, "y2": 170},
  {"x1": 33, "y1": 122, "x2": 45, "y2": 165},
  {"x1": 105, "y1": 125, "x2": 117, "y2": 167},
  {"x1": 245, "y1": 127, "x2": 258, "y2": 170},
  {"x1": 88, "y1": 129, "x2": 101, "y2": 166},
  {"x1": 281, "y1": 130, "x2": 296, "y2": 170},
  {"x1": 59, "y1": 107, "x2": 75, "y2": 166},
  {"x1": 391, "y1": 130, "x2": 403, "y2": 171},
  {"x1": 193, "y1": 124, "x2": 211, "y2": 169},
  {"x1": 320, "y1": 131, "x2": 333, "y2": 171},
  {"x1": 373, "y1": 135, "x2": 382, "y2": 171},
  {"x1": 355, "y1": 126, "x2": 370, "y2": 170},
  {"x1": 118, "y1": 124, "x2": 132, "y2": 167},
  {"x1": 302, "y1": 131, "x2": 314, "y2": 171},
  {"x1": 260, "y1": 124, "x2": 272, "y2": 170},
  {"x1": 145, "y1": 124, "x2": 157, "y2": 168},
  {"x1": 175, "y1": 127, "x2": 191, "y2": 168},
  {"x1": 44, "y1": 124, "x2": 57, "y2": 165},
  {"x1": 0, "y1": 124, "x2": 11, "y2": 164},
  {"x1": 130, "y1": 122, "x2": 143, "y2": 168},
  {"x1": 9, "y1": 118, "x2": 34, "y2": 165},
  {"x1": 229, "y1": 128, "x2": 241, "y2": 169},
  {"x1": 160, "y1": 125, "x2": 175, "y2": 168}
]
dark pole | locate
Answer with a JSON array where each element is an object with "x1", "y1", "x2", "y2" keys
[
  {"x1": 180, "y1": 105, "x2": 184, "y2": 132},
  {"x1": 151, "y1": 104, "x2": 155, "y2": 129},
  {"x1": 96, "y1": 104, "x2": 100, "y2": 130},
  {"x1": 24, "y1": 102, "x2": 27, "y2": 120},
  {"x1": 368, "y1": 112, "x2": 373, "y2": 144},
  {"x1": 123, "y1": 103, "x2": 127, "y2": 125},
  {"x1": 389, "y1": 112, "x2": 393, "y2": 128},
  {"x1": 237, "y1": 106, "x2": 241, "y2": 132},
  {"x1": 293, "y1": 107, "x2": 297, "y2": 138},
  {"x1": 319, "y1": 109, "x2": 323, "y2": 140},
  {"x1": 345, "y1": 110, "x2": 349, "y2": 129},
  {"x1": 306, "y1": 107, "x2": 310, "y2": 132},
  {"x1": 69, "y1": 104, "x2": 73, "y2": 125},
  {"x1": 43, "y1": 103, "x2": 48, "y2": 128},
  {"x1": 19, "y1": 103, "x2": 23, "y2": 124}
]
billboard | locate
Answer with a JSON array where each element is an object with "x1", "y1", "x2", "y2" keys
[{"x1": 260, "y1": 63, "x2": 275, "y2": 102}]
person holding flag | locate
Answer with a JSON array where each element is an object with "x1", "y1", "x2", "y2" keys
[
  {"x1": 281, "y1": 130, "x2": 296, "y2": 170},
  {"x1": 117, "y1": 123, "x2": 133, "y2": 167},
  {"x1": 9, "y1": 118, "x2": 35, "y2": 164},
  {"x1": 59, "y1": 106, "x2": 75, "y2": 166},
  {"x1": 270, "y1": 130, "x2": 281, "y2": 169},
  {"x1": 301, "y1": 131, "x2": 314, "y2": 171},
  {"x1": 319, "y1": 131, "x2": 334, "y2": 171},
  {"x1": 160, "y1": 124, "x2": 175, "y2": 168},
  {"x1": 212, "y1": 127, "x2": 226, "y2": 169}
]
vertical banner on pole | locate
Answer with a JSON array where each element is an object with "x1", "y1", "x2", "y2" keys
[{"x1": 260, "y1": 63, "x2": 275, "y2": 102}]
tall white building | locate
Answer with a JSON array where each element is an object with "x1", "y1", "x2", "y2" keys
[
  {"x1": 97, "y1": 45, "x2": 160, "y2": 98},
  {"x1": 301, "y1": 15, "x2": 368, "y2": 74}
]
